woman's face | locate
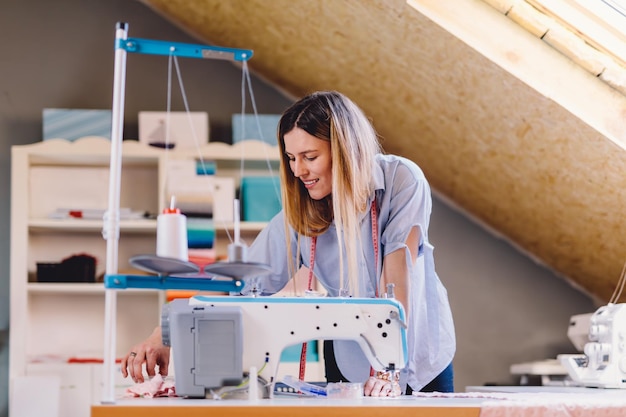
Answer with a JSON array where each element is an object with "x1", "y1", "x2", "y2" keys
[{"x1": 284, "y1": 127, "x2": 332, "y2": 200}]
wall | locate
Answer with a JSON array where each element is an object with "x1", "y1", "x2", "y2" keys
[{"x1": 0, "y1": 0, "x2": 596, "y2": 415}]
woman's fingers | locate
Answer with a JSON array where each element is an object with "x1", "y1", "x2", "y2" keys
[{"x1": 363, "y1": 376, "x2": 401, "y2": 397}]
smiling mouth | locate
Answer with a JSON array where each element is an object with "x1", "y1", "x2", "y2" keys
[{"x1": 302, "y1": 179, "x2": 319, "y2": 189}]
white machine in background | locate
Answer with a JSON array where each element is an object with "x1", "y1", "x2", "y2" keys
[
  {"x1": 161, "y1": 295, "x2": 408, "y2": 398},
  {"x1": 559, "y1": 303, "x2": 626, "y2": 388},
  {"x1": 566, "y1": 311, "x2": 593, "y2": 352}
]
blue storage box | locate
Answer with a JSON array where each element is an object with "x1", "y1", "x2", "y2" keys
[
  {"x1": 43, "y1": 108, "x2": 112, "y2": 141},
  {"x1": 241, "y1": 176, "x2": 282, "y2": 222},
  {"x1": 232, "y1": 114, "x2": 280, "y2": 146}
]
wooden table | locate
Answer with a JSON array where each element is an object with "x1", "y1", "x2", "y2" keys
[
  {"x1": 91, "y1": 396, "x2": 483, "y2": 417},
  {"x1": 93, "y1": 387, "x2": 626, "y2": 417}
]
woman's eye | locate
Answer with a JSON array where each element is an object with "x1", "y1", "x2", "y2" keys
[{"x1": 305, "y1": 156, "x2": 316, "y2": 162}]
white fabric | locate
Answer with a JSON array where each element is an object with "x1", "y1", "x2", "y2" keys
[
  {"x1": 415, "y1": 391, "x2": 626, "y2": 417},
  {"x1": 247, "y1": 154, "x2": 456, "y2": 391}
]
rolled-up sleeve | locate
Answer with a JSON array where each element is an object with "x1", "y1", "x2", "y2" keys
[{"x1": 379, "y1": 162, "x2": 432, "y2": 257}]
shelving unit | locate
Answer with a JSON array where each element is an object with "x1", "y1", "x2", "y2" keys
[{"x1": 9, "y1": 136, "x2": 281, "y2": 417}]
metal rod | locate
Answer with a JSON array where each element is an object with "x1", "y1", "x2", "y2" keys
[{"x1": 102, "y1": 21, "x2": 128, "y2": 404}]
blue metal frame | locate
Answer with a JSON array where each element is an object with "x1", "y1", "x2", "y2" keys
[
  {"x1": 117, "y1": 37, "x2": 253, "y2": 61},
  {"x1": 105, "y1": 274, "x2": 243, "y2": 293},
  {"x1": 105, "y1": 32, "x2": 252, "y2": 294}
]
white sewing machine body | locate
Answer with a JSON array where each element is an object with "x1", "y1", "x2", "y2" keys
[
  {"x1": 162, "y1": 295, "x2": 408, "y2": 398},
  {"x1": 559, "y1": 303, "x2": 626, "y2": 388}
]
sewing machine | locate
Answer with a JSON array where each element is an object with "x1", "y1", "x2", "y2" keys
[
  {"x1": 559, "y1": 303, "x2": 626, "y2": 388},
  {"x1": 161, "y1": 295, "x2": 408, "y2": 398}
]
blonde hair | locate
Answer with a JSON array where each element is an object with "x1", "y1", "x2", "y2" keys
[{"x1": 278, "y1": 91, "x2": 381, "y2": 295}]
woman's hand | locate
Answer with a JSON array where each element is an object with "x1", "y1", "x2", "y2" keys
[
  {"x1": 120, "y1": 326, "x2": 171, "y2": 383},
  {"x1": 363, "y1": 375, "x2": 402, "y2": 397}
]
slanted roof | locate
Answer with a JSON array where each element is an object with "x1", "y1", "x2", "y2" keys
[{"x1": 139, "y1": 0, "x2": 626, "y2": 302}]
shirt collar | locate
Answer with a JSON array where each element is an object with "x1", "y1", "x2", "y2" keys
[{"x1": 372, "y1": 154, "x2": 385, "y2": 192}]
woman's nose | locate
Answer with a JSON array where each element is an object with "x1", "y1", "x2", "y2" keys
[{"x1": 293, "y1": 159, "x2": 306, "y2": 177}]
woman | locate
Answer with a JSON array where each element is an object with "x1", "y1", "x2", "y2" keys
[{"x1": 122, "y1": 91, "x2": 456, "y2": 396}]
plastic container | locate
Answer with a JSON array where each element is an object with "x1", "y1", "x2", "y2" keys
[
  {"x1": 282, "y1": 375, "x2": 327, "y2": 397},
  {"x1": 326, "y1": 382, "x2": 363, "y2": 399}
]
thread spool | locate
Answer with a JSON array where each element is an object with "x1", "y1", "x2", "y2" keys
[{"x1": 157, "y1": 197, "x2": 188, "y2": 261}]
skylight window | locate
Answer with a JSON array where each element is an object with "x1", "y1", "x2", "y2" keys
[
  {"x1": 600, "y1": 0, "x2": 626, "y2": 20},
  {"x1": 527, "y1": 0, "x2": 626, "y2": 66},
  {"x1": 577, "y1": 0, "x2": 626, "y2": 40}
]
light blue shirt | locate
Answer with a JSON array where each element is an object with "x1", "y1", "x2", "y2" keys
[{"x1": 247, "y1": 153, "x2": 456, "y2": 391}]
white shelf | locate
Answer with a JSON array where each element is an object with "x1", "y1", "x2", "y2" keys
[
  {"x1": 29, "y1": 218, "x2": 157, "y2": 233},
  {"x1": 213, "y1": 221, "x2": 269, "y2": 232},
  {"x1": 28, "y1": 218, "x2": 269, "y2": 233},
  {"x1": 10, "y1": 137, "x2": 281, "y2": 416},
  {"x1": 24, "y1": 136, "x2": 280, "y2": 163},
  {"x1": 26, "y1": 282, "x2": 159, "y2": 295}
]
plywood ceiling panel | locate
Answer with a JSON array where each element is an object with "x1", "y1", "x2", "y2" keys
[{"x1": 139, "y1": 0, "x2": 626, "y2": 302}]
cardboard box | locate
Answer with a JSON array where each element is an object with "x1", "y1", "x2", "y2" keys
[
  {"x1": 139, "y1": 111, "x2": 209, "y2": 149},
  {"x1": 165, "y1": 159, "x2": 234, "y2": 222}
]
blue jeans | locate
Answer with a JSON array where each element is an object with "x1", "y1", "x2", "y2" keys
[{"x1": 407, "y1": 362, "x2": 454, "y2": 393}]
